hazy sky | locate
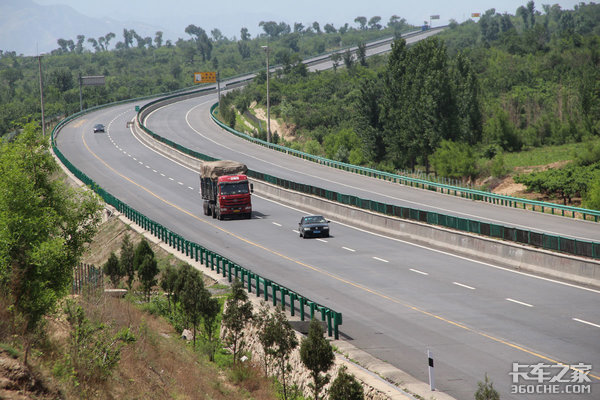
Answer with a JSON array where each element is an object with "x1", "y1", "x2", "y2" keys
[{"x1": 34, "y1": 0, "x2": 583, "y2": 39}]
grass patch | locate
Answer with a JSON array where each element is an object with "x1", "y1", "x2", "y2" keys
[
  {"x1": 502, "y1": 140, "x2": 600, "y2": 169},
  {"x1": 0, "y1": 342, "x2": 20, "y2": 358}
]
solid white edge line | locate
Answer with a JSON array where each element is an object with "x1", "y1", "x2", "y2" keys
[
  {"x1": 572, "y1": 318, "x2": 600, "y2": 328},
  {"x1": 410, "y1": 268, "x2": 429, "y2": 275},
  {"x1": 506, "y1": 298, "x2": 534, "y2": 307},
  {"x1": 453, "y1": 282, "x2": 475, "y2": 290}
]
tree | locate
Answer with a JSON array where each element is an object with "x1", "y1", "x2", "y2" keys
[
  {"x1": 222, "y1": 279, "x2": 253, "y2": 365},
  {"x1": 160, "y1": 264, "x2": 178, "y2": 312},
  {"x1": 240, "y1": 27, "x2": 251, "y2": 41},
  {"x1": 329, "y1": 366, "x2": 364, "y2": 400},
  {"x1": 451, "y1": 52, "x2": 482, "y2": 144},
  {"x1": 583, "y1": 177, "x2": 600, "y2": 211},
  {"x1": 356, "y1": 42, "x2": 367, "y2": 66},
  {"x1": 133, "y1": 238, "x2": 154, "y2": 271},
  {"x1": 324, "y1": 23, "x2": 337, "y2": 34},
  {"x1": 475, "y1": 374, "x2": 500, "y2": 400},
  {"x1": 103, "y1": 32, "x2": 116, "y2": 50},
  {"x1": 312, "y1": 22, "x2": 321, "y2": 34},
  {"x1": 200, "y1": 288, "x2": 220, "y2": 361},
  {"x1": 300, "y1": 319, "x2": 335, "y2": 400},
  {"x1": 331, "y1": 52, "x2": 341, "y2": 72},
  {"x1": 75, "y1": 35, "x2": 85, "y2": 53},
  {"x1": 0, "y1": 123, "x2": 102, "y2": 364},
  {"x1": 120, "y1": 233, "x2": 135, "y2": 290},
  {"x1": 382, "y1": 37, "x2": 456, "y2": 171},
  {"x1": 179, "y1": 268, "x2": 206, "y2": 348},
  {"x1": 185, "y1": 24, "x2": 213, "y2": 61},
  {"x1": 430, "y1": 140, "x2": 478, "y2": 180},
  {"x1": 87, "y1": 37, "x2": 99, "y2": 52},
  {"x1": 138, "y1": 253, "x2": 158, "y2": 302},
  {"x1": 257, "y1": 305, "x2": 298, "y2": 400},
  {"x1": 154, "y1": 31, "x2": 163, "y2": 48},
  {"x1": 342, "y1": 49, "x2": 354, "y2": 69},
  {"x1": 354, "y1": 16, "x2": 367, "y2": 30},
  {"x1": 103, "y1": 251, "x2": 123, "y2": 288},
  {"x1": 368, "y1": 16, "x2": 382, "y2": 30}
]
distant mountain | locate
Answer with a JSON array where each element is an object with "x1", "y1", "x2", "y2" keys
[{"x1": 0, "y1": 0, "x2": 177, "y2": 56}]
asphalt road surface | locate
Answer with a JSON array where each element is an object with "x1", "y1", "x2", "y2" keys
[{"x1": 56, "y1": 100, "x2": 600, "y2": 399}]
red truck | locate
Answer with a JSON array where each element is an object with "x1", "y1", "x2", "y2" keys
[{"x1": 200, "y1": 160, "x2": 252, "y2": 220}]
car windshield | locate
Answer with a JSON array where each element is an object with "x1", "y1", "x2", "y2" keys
[
  {"x1": 219, "y1": 181, "x2": 249, "y2": 195},
  {"x1": 304, "y1": 216, "x2": 326, "y2": 224}
]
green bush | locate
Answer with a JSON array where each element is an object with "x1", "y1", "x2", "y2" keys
[{"x1": 430, "y1": 140, "x2": 478, "y2": 179}]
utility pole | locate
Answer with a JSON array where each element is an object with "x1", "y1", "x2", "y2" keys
[
  {"x1": 261, "y1": 45, "x2": 271, "y2": 143},
  {"x1": 37, "y1": 55, "x2": 46, "y2": 136}
]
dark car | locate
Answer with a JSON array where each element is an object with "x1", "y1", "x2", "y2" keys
[
  {"x1": 93, "y1": 124, "x2": 105, "y2": 133},
  {"x1": 298, "y1": 215, "x2": 330, "y2": 238}
]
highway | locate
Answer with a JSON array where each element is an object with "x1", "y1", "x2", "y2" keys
[{"x1": 56, "y1": 98, "x2": 600, "y2": 399}]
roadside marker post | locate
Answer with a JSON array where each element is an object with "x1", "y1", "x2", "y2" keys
[{"x1": 428, "y1": 349, "x2": 435, "y2": 391}]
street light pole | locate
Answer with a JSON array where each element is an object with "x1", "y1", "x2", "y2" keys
[
  {"x1": 37, "y1": 55, "x2": 46, "y2": 136},
  {"x1": 261, "y1": 45, "x2": 271, "y2": 143}
]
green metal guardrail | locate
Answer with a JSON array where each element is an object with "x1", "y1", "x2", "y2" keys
[
  {"x1": 51, "y1": 102, "x2": 343, "y2": 339},
  {"x1": 209, "y1": 105, "x2": 600, "y2": 223},
  {"x1": 135, "y1": 99, "x2": 599, "y2": 260}
]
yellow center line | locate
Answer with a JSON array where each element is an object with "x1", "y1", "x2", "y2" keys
[{"x1": 80, "y1": 131, "x2": 599, "y2": 381}]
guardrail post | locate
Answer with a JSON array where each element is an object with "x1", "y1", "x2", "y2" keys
[
  {"x1": 290, "y1": 293, "x2": 296, "y2": 316},
  {"x1": 227, "y1": 262, "x2": 233, "y2": 282},
  {"x1": 264, "y1": 279, "x2": 270, "y2": 301},
  {"x1": 300, "y1": 298, "x2": 305, "y2": 321},
  {"x1": 326, "y1": 310, "x2": 332, "y2": 337},
  {"x1": 334, "y1": 312, "x2": 341, "y2": 340},
  {"x1": 281, "y1": 289, "x2": 288, "y2": 311},
  {"x1": 310, "y1": 302, "x2": 316, "y2": 319},
  {"x1": 215, "y1": 255, "x2": 221, "y2": 274},
  {"x1": 221, "y1": 258, "x2": 228, "y2": 277},
  {"x1": 272, "y1": 284, "x2": 279, "y2": 306}
]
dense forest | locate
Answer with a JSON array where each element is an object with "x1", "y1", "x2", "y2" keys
[{"x1": 219, "y1": 2, "x2": 600, "y2": 209}]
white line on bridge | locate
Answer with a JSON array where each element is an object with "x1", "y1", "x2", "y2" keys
[
  {"x1": 272, "y1": 222, "x2": 282, "y2": 227},
  {"x1": 572, "y1": 318, "x2": 600, "y2": 328},
  {"x1": 506, "y1": 298, "x2": 533, "y2": 307},
  {"x1": 342, "y1": 247, "x2": 356, "y2": 252},
  {"x1": 317, "y1": 239, "x2": 328, "y2": 243},
  {"x1": 373, "y1": 257, "x2": 389, "y2": 263}
]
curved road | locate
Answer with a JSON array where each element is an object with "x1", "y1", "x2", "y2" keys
[
  {"x1": 56, "y1": 98, "x2": 600, "y2": 400},
  {"x1": 146, "y1": 94, "x2": 600, "y2": 243}
]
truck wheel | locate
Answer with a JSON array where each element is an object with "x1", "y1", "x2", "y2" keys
[
  {"x1": 246, "y1": 213, "x2": 252, "y2": 219},
  {"x1": 211, "y1": 206, "x2": 216, "y2": 219}
]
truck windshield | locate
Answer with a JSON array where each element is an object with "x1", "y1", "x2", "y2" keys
[{"x1": 219, "y1": 181, "x2": 249, "y2": 195}]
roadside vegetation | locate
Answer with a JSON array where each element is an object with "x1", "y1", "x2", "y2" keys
[{"x1": 219, "y1": 2, "x2": 600, "y2": 209}]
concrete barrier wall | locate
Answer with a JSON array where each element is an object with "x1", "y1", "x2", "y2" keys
[{"x1": 133, "y1": 107, "x2": 600, "y2": 289}]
